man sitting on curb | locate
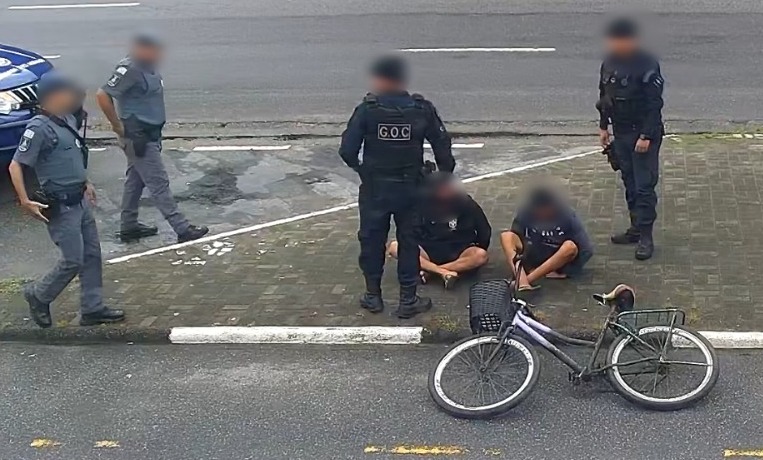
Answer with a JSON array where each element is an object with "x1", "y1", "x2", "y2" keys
[
  {"x1": 500, "y1": 187, "x2": 593, "y2": 291},
  {"x1": 388, "y1": 172, "x2": 491, "y2": 289}
]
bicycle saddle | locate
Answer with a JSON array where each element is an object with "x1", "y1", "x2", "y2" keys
[{"x1": 592, "y1": 284, "x2": 635, "y2": 311}]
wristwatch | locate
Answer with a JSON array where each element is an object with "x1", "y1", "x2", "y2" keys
[{"x1": 639, "y1": 134, "x2": 650, "y2": 141}]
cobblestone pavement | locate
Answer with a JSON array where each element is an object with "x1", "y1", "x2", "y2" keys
[{"x1": 2, "y1": 136, "x2": 762, "y2": 334}]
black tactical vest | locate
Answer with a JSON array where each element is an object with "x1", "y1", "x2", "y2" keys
[
  {"x1": 361, "y1": 94, "x2": 428, "y2": 177},
  {"x1": 600, "y1": 62, "x2": 644, "y2": 126}
]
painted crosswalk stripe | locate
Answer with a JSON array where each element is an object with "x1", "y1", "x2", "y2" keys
[
  {"x1": 398, "y1": 47, "x2": 556, "y2": 53},
  {"x1": 192, "y1": 145, "x2": 292, "y2": 152},
  {"x1": 8, "y1": 2, "x2": 139, "y2": 9}
]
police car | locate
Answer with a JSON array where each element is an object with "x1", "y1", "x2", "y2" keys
[{"x1": 0, "y1": 44, "x2": 54, "y2": 162}]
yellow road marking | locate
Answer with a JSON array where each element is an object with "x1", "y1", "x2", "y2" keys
[
  {"x1": 30, "y1": 438, "x2": 61, "y2": 448},
  {"x1": 94, "y1": 440, "x2": 121, "y2": 448},
  {"x1": 724, "y1": 449, "x2": 763, "y2": 458},
  {"x1": 365, "y1": 444, "x2": 467, "y2": 455}
]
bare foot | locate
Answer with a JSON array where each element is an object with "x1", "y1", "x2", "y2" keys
[{"x1": 545, "y1": 271, "x2": 568, "y2": 280}]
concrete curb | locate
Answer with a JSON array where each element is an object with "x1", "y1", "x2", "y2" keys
[
  {"x1": 2, "y1": 325, "x2": 762, "y2": 348},
  {"x1": 0, "y1": 326, "x2": 170, "y2": 344}
]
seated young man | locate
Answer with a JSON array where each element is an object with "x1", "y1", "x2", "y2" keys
[
  {"x1": 500, "y1": 187, "x2": 593, "y2": 291},
  {"x1": 388, "y1": 172, "x2": 490, "y2": 289}
]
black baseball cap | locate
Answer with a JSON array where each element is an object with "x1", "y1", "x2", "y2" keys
[
  {"x1": 133, "y1": 31, "x2": 164, "y2": 48},
  {"x1": 370, "y1": 55, "x2": 409, "y2": 83},
  {"x1": 36, "y1": 72, "x2": 80, "y2": 103},
  {"x1": 605, "y1": 17, "x2": 639, "y2": 38}
]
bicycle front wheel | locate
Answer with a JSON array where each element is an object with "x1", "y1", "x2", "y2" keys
[
  {"x1": 428, "y1": 334, "x2": 540, "y2": 419},
  {"x1": 606, "y1": 325, "x2": 719, "y2": 411}
]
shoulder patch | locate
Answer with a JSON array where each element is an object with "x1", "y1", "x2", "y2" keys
[
  {"x1": 116, "y1": 66, "x2": 128, "y2": 75},
  {"x1": 17, "y1": 128, "x2": 36, "y2": 152}
]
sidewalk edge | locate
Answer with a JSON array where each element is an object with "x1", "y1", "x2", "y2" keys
[{"x1": 2, "y1": 325, "x2": 762, "y2": 348}]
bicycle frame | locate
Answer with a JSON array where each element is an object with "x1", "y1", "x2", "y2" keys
[{"x1": 496, "y1": 301, "x2": 680, "y2": 380}]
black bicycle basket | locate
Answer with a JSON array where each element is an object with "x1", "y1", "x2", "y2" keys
[{"x1": 468, "y1": 279, "x2": 517, "y2": 334}]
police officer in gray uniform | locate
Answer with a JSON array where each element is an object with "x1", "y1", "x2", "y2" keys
[
  {"x1": 96, "y1": 33, "x2": 208, "y2": 243},
  {"x1": 8, "y1": 72, "x2": 125, "y2": 328}
]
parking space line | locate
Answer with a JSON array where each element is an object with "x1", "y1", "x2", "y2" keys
[
  {"x1": 192, "y1": 145, "x2": 292, "y2": 152},
  {"x1": 106, "y1": 148, "x2": 599, "y2": 264},
  {"x1": 724, "y1": 449, "x2": 763, "y2": 458},
  {"x1": 398, "y1": 47, "x2": 556, "y2": 53},
  {"x1": 427, "y1": 142, "x2": 484, "y2": 149},
  {"x1": 364, "y1": 444, "x2": 466, "y2": 455},
  {"x1": 8, "y1": 2, "x2": 139, "y2": 10}
]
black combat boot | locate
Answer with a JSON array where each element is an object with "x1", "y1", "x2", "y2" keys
[
  {"x1": 178, "y1": 225, "x2": 210, "y2": 243},
  {"x1": 635, "y1": 225, "x2": 654, "y2": 261},
  {"x1": 611, "y1": 213, "x2": 640, "y2": 245},
  {"x1": 395, "y1": 285, "x2": 432, "y2": 319},
  {"x1": 24, "y1": 287, "x2": 52, "y2": 329},
  {"x1": 360, "y1": 278, "x2": 385, "y2": 313},
  {"x1": 80, "y1": 307, "x2": 126, "y2": 326},
  {"x1": 118, "y1": 222, "x2": 159, "y2": 242}
]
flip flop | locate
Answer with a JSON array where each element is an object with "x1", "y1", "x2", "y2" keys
[{"x1": 518, "y1": 284, "x2": 541, "y2": 292}]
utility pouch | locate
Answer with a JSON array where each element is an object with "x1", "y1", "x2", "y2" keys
[{"x1": 31, "y1": 189, "x2": 59, "y2": 220}]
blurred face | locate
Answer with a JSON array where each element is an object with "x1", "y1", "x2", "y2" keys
[
  {"x1": 532, "y1": 204, "x2": 556, "y2": 221},
  {"x1": 370, "y1": 76, "x2": 403, "y2": 94},
  {"x1": 131, "y1": 43, "x2": 163, "y2": 65},
  {"x1": 43, "y1": 88, "x2": 79, "y2": 114},
  {"x1": 606, "y1": 36, "x2": 638, "y2": 56}
]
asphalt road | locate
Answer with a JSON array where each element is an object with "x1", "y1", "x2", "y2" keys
[
  {"x1": 0, "y1": 136, "x2": 598, "y2": 278},
  {"x1": 0, "y1": 343, "x2": 759, "y2": 460},
  {"x1": 0, "y1": 0, "x2": 762, "y2": 127}
]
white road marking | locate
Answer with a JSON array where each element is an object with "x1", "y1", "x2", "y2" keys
[
  {"x1": 169, "y1": 326, "x2": 423, "y2": 345},
  {"x1": 8, "y1": 2, "x2": 139, "y2": 9},
  {"x1": 106, "y1": 149, "x2": 599, "y2": 264},
  {"x1": 107, "y1": 202, "x2": 360, "y2": 264},
  {"x1": 89, "y1": 148, "x2": 106, "y2": 152},
  {"x1": 426, "y1": 142, "x2": 484, "y2": 149},
  {"x1": 42, "y1": 55, "x2": 61, "y2": 60},
  {"x1": 697, "y1": 331, "x2": 763, "y2": 349},
  {"x1": 166, "y1": 326, "x2": 763, "y2": 347},
  {"x1": 192, "y1": 145, "x2": 292, "y2": 152},
  {"x1": 398, "y1": 47, "x2": 556, "y2": 53}
]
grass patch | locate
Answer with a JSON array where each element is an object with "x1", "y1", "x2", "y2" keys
[
  {"x1": 0, "y1": 278, "x2": 28, "y2": 297},
  {"x1": 427, "y1": 314, "x2": 463, "y2": 333}
]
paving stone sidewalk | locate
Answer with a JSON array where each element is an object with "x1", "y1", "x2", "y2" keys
[{"x1": 2, "y1": 136, "x2": 763, "y2": 336}]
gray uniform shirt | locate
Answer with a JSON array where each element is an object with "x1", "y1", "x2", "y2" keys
[
  {"x1": 101, "y1": 57, "x2": 166, "y2": 126},
  {"x1": 13, "y1": 114, "x2": 88, "y2": 194}
]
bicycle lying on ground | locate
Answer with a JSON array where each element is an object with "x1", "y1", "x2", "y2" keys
[{"x1": 428, "y1": 257, "x2": 719, "y2": 419}]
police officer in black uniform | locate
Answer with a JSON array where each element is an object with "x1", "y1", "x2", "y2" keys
[
  {"x1": 339, "y1": 55, "x2": 455, "y2": 318},
  {"x1": 597, "y1": 18, "x2": 665, "y2": 260}
]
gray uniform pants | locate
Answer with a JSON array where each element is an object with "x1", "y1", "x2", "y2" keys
[
  {"x1": 34, "y1": 199, "x2": 103, "y2": 314},
  {"x1": 120, "y1": 139, "x2": 190, "y2": 235}
]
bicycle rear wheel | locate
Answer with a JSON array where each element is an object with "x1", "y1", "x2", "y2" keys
[
  {"x1": 606, "y1": 325, "x2": 719, "y2": 411},
  {"x1": 428, "y1": 334, "x2": 540, "y2": 419}
]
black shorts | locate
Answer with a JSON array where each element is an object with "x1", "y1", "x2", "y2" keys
[{"x1": 421, "y1": 242, "x2": 475, "y2": 265}]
